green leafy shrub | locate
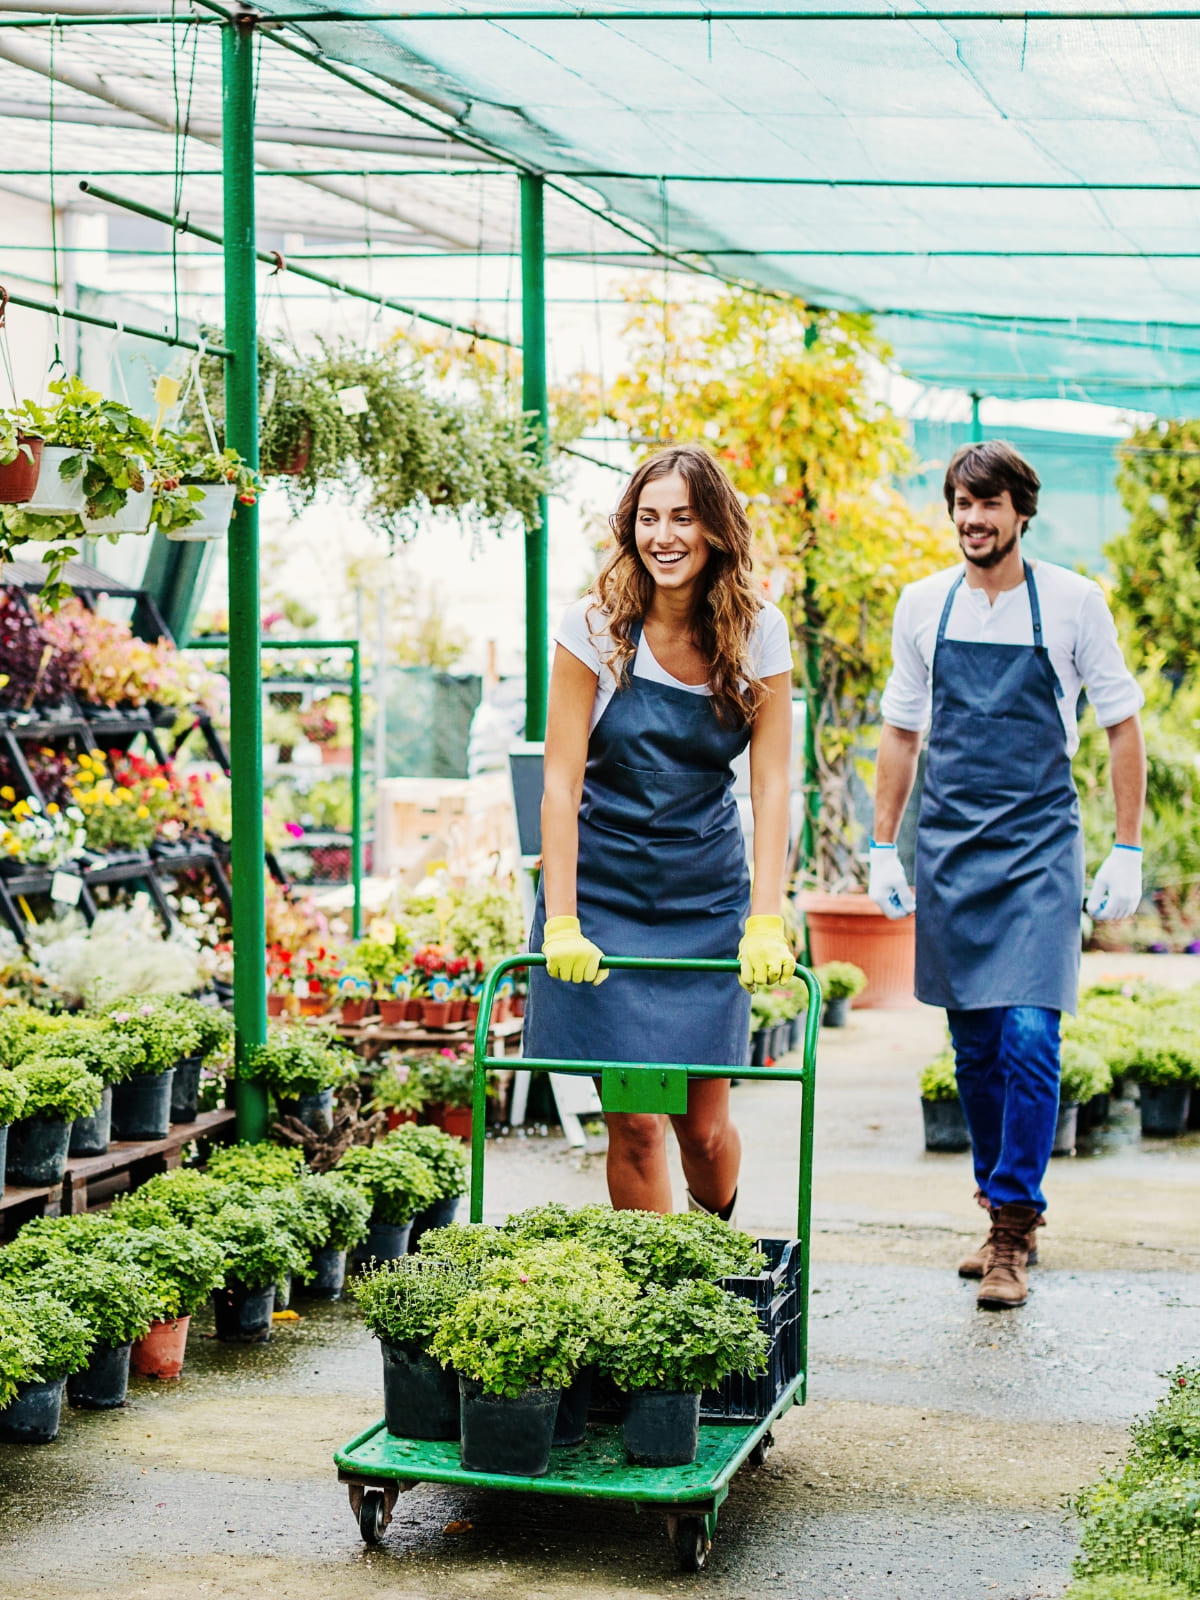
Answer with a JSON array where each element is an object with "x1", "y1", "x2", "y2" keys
[
  {"x1": 351, "y1": 1256, "x2": 475, "y2": 1349},
  {"x1": 1124, "y1": 1030, "x2": 1200, "y2": 1088},
  {"x1": 0, "y1": 1211, "x2": 120, "y2": 1282},
  {"x1": 1130, "y1": 1366, "x2": 1200, "y2": 1473},
  {"x1": 40, "y1": 1017, "x2": 144, "y2": 1086},
  {"x1": 383, "y1": 1123, "x2": 468, "y2": 1202},
  {"x1": 241, "y1": 1023, "x2": 356, "y2": 1097},
  {"x1": 158, "y1": 995, "x2": 232, "y2": 1060},
  {"x1": 417, "y1": 1221, "x2": 515, "y2": 1270},
  {"x1": 606, "y1": 1279, "x2": 769, "y2": 1393},
  {"x1": 205, "y1": 1142, "x2": 306, "y2": 1189},
  {"x1": 36, "y1": 1254, "x2": 156, "y2": 1348},
  {"x1": 107, "y1": 1223, "x2": 225, "y2": 1322},
  {"x1": 337, "y1": 1141, "x2": 439, "y2": 1225},
  {"x1": 368, "y1": 1055, "x2": 429, "y2": 1115},
  {"x1": 296, "y1": 1172, "x2": 371, "y2": 1253},
  {"x1": 1061, "y1": 1040, "x2": 1112, "y2": 1105},
  {"x1": 0, "y1": 1065, "x2": 28, "y2": 1125},
  {"x1": 6, "y1": 1290, "x2": 93, "y2": 1382},
  {"x1": 919, "y1": 1050, "x2": 959, "y2": 1103},
  {"x1": 1065, "y1": 1578, "x2": 1194, "y2": 1600},
  {"x1": 430, "y1": 1241, "x2": 635, "y2": 1396},
  {"x1": 501, "y1": 1204, "x2": 763, "y2": 1289},
  {"x1": 0, "y1": 1006, "x2": 64, "y2": 1069},
  {"x1": 415, "y1": 1048, "x2": 474, "y2": 1110},
  {"x1": 0, "y1": 1297, "x2": 46, "y2": 1406},
  {"x1": 111, "y1": 1169, "x2": 232, "y2": 1229},
  {"x1": 815, "y1": 961, "x2": 867, "y2": 1001},
  {"x1": 97, "y1": 997, "x2": 189, "y2": 1073},
  {"x1": 210, "y1": 1202, "x2": 308, "y2": 1291},
  {"x1": 16, "y1": 1055, "x2": 103, "y2": 1120}
]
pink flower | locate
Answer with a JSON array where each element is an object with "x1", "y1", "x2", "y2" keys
[{"x1": 285, "y1": 822, "x2": 304, "y2": 839}]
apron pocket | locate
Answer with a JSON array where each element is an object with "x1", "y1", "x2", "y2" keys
[{"x1": 926, "y1": 710, "x2": 1040, "y2": 806}]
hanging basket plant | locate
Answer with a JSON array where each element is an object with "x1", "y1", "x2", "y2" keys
[
  {"x1": 0, "y1": 414, "x2": 43, "y2": 506},
  {"x1": 152, "y1": 437, "x2": 261, "y2": 543}
]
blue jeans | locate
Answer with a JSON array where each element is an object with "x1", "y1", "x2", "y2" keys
[{"x1": 946, "y1": 1006, "x2": 1061, "y2": 1213}]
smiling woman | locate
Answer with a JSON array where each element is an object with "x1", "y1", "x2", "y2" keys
[{"x1": 523, "y1": 444, "x2": 796, "y2": 1221}]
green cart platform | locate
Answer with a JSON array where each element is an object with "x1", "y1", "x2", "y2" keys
[{"x1": 335, "y1": 953, "x2": 820, "y2": 1572}]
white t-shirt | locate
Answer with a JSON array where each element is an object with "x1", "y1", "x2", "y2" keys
[
  {"x1": 555, "y1": 596, "x2": 793, "y2": 733},
  {"x1": 880, "y1": 559, "x2": 1143, "y2": 757}
]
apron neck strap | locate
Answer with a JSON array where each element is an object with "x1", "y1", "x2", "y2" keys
[
  {"x1": 936, "y1": 560, "x2": 1042, "y2": 647},
  {"x1": 935, "y1": 570, "x2": 966, "y2": 648}
]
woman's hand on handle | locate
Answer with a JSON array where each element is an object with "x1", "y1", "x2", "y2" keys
[
  {"x1": 737, "y1": 914, "x2": 796, "y2": 991},
  {"x1": 542, "y1": 915, "x2": 610, "y2": 985}
]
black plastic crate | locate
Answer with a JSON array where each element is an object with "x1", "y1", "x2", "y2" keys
[{"x1": 701, "y1": 1237, "x2": 802, "y2": 1424}]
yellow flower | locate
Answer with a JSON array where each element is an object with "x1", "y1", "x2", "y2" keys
[
  {"x1": 46, "y1": 803, "x2": 59, "y2": 815},
  {"x1": 12, "y1": 800, "x2": 29, "y2": 818},
  {"x1": 151, "y1": 776, "x2": 169, "y2": 791},
  {"x1": 116, "y1": 786, "x2": 133, "y2": 803},
  {"x1": 0, "y1": 786, "x2": 13, "y2": 802},
  {"x1": 89, "y1": 750, "x2": 105, "y2": 764},
  {"x1": 136, "y1": 805, "x2": 150, "y2": 819},
  {"x1": 77, "y1": 754, "x2": 92, "y2": 772}
]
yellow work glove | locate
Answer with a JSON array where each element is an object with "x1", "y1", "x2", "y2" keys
[
  {"x1": 541, "y1": 915, "x2": 609, "y2": 986},
  {"x1": 737, "y1": 914, "x2": 796, "y2": 992}
]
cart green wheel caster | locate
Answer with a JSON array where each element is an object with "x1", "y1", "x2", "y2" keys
[
  {"x1": 667, "y1": 1515, "x2": 710, "y2": 1571},
  {"x1": 359, "y1": 1489, "x2": 386, "y2": 1545},
  {"x1": 748, "y1": 1430, "x2": 775, "y2": 1467}
]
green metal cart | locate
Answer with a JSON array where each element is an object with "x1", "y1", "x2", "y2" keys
[{"x1": 335, "y1": 952, "x2": 820, "y2": 1572}]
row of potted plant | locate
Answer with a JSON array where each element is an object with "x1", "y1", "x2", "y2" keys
[
  {"x1": 748, "y1": 962, "x2": 864, "y2": 1065},
  {"x1": 353, "y1": 1203, "x2": 773, "y2": 1478},
  {"x1": 0, "y1": 994, "x2": 232, "y2": 1191}
]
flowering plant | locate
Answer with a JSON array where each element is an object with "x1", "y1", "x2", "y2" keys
[
  {"x1": 299, "y1": 694, "x2": 352, "y2": 746},
  {"x1": 267, "y1": 942, "x2": 296, "y2": 998},
  {"x1": 36, "y1": 599, "x2": 221, "y2": 713},
  {"x1": 0, "y1": 790, "x2": 86, "y2": 867},
  {"x1": 0, "y1": 589, "x2": 71, "y2": 711},
  {"x1": 67, "y1": 749, "x2": 157, "y2": 853}
]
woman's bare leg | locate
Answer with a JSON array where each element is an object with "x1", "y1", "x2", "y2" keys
[
  {"x1": 605, "y1": 1112, "x2": 673, "y2": 1211},
  {"x1": 670, "y1": 1077, "x2": 741, "y2": 1214}
]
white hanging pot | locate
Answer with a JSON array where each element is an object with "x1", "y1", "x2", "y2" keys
[
  {"x1": 166, "y1": 481, "x2": 236, "y2": 542},
  {"x1": 82, "y1": 465, "x2": 154, "y2": 536},
  {"x1": 25, "y1": 444, "x2": 90, "y2": 515}
]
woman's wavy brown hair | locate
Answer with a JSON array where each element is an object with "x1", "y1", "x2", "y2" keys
[{"x1": 592, "y1": 443, "x2": 765, "y2": 726}]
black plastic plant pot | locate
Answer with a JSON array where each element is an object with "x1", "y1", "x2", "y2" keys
[
  {"x1": 0, "y1": 1122, "x2": 8, "y2": 1199},
  {"x1": 1083, "y1": 1092, "x2": 1110, "y2": 1131},
  {"x1": 1051, "y1": 1100, "x2": 1079, "y2": 1157},
  {"x1": 111, "y1": 1068, "x2": 176, "y2": 1142},
  {"x1": 1189, "y1": 1091, "x2": 1200, "y2": 1132},
  {"x1": 211, "y1": 1281, "x2": 276, "y2": 1343},
  {"x1": 0, "y1": 1377, "x2": 66, "y2": 1444},
  {"x1": 921, "y1": 1097, "x2": 970, "y2": 1153},
  {"x1": 408, "y1": 1193, "x2": 461, "y2": 1252},
  {"x1": 170, "y1": 1056, "x2": 204, "y2": 1123},
  {"x1": 382, "y1": 1340, "x2": 461, "y2": 1441},
  {"x1": 67, "y1": 1340, "x2": 132, "y2": 1410},
  {"x1": 749, "y1": 1029, "x2": 767, "y2": 1069},
  {"x1": 622, "y1": 1388, "x2": 701, "y2": 1468},
  {"x1": 823, "y1": 995, "x2": 851, "y2": 1028},
  {"x1": 458, "y1": 1376, "x2": 560, "y2": 1478},
  {"x1": 553, "y1": 1365, "x2": 595, "y2": 1448},
  {"x1": 69, "y1": 1085, "x2": 113, "y2": 1157},
  {"x1": 297, "y1": 1245, "x2": 346, "y2": 1301},
  {"x1": 352, "y1": 1220, "x2": 412, "y2": 1273},
  {"x1": 278, "y1": 1088, "x2": 334, "y2": 1135},
  {"x1": 7, "y1": 1113, "x2": 72, "y2": 1185},
  {"x1": 788, "y1": 1014, "x2": 803, "y2": 1052},
  {"x1": 1140, "y1": 1082, "x2": 1192, "y2": 1139},
  {"x1": 275, "y1": 1273, "x2": 292, "y2": 1312}
]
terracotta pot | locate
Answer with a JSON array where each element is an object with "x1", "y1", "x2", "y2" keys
[
  {"x1": 438, "y1": 1104, "x2": 472, "y2": 1141},
  {"x1": 422, "y1": 1000, "x2": 451, "y2": 1028},
  {"x1": 0, "y1": 434, "x2": 43, "y2": 504},
  {"x1": 341, "y1": 998, "x2": 370, "y2": 1025},
  {"x1": 493, "y1": 997, "x2": 512, "y2": 1023},
  {"x1": 511, "y1": 996, "x2": 527, "y2": 1018},
  {"x1": 377, "y1": 998, "x2": 407, "y2": 1026},
  {"x1": 299, "y1": 995, "x2": 327, "y2": 1017},
  {"x1": 385, "y1": 1108, "x2": 418, "y2": 1131},
  {"x1": 266, "y1": 423, "x2": 311, "y2": 477},
  {"x1": 799, "y1": 891, "x2": 916, "y2": 1009},
  {"x1": 267, "y1": 994, "x2": 286, "y2": 1018},
  {"x1": 448, "y1": 998, "x2": 466, "y2": 1023},
  {"x1": 131, "y1": 1316, "x2": 190, "y2": 1380},
  {"x1": 465, "y1": 998, "x2": 480, "y2": 1024},
  {"x1": 321, "y1": 745, "x2": 352, "y2": 766},
  {"x1": 405, "y1": 999, "x2": 424, "y2": 1022}
]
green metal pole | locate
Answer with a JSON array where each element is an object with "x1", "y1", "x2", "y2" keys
[
  {"x1": 521, "y1": 172, "x2": 550, "y2": 742},
  {"x1": 970, "y1": 392, "x2": 983, "y2": 442},
  {"x1": 351, "y1": 640, "x2": 363, "y2": 940},
  {"x1": 223, "y1": 11, "x2": 269, "y2": 1144}
]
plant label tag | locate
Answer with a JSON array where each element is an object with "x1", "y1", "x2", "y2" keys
[
  {"x1": 336, "y1": 384, "x2": 369, "y2": 416},
  {"x1": 50, "y1": 871, "x2": 83, "y2": 906},
  {"x1": 601, "y1": 1065, "x2": 688, "y2": 1116}
]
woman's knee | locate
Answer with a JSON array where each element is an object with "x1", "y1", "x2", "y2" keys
[
  {"x1": 674, "y1": 1114, "x2": 735, "y2": 1169},
  {"x1": 606, "y1": 1114, "x2": 667, "y2": 1170}
]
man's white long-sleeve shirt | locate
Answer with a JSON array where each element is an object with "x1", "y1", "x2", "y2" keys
[{"x1": 879, "y1": 558, "x2": 1143, "y2": 757}]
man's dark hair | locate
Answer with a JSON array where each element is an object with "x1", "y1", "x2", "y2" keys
[{"x1": 943, "y1": 440, "x2": 1041, "y2": 531}]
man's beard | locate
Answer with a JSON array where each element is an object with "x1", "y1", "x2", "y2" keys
[{"x1": 960, "y1": 526, "x2": 1019, "y2": 570}]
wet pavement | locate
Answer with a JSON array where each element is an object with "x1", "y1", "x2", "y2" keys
[{"x1": 2, "y1": 952, "x2": 1198, "y2": 1600}]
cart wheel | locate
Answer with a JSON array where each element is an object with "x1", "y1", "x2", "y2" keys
[
  {"x1": 667, "y1": 1515, "x2": 710, "y2": 1572},
  {"x1": 359, "y1": 1489, "x2": 386, "y2": 1545},
  {"x1": 748, "y1": 1430, "x2": 775, "y2": 1467}
]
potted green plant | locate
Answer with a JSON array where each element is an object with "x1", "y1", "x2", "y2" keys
[
  {"x1": 0, "y1": 1290, "x2": 93, "y2": 1443},
  {"x1": 607, "y1": 1279, "x2": 769, "y2": 1468},
  {"x1": 245, "y1": 1023, "x2": 356, "y2": 1134},
  {"x1": 12, "y1": 377, "x2": 154, "y2": 530},
  {"x1": 1126, "y1": 1028, "x2": 1199, "y2": 1138},
  {"x1": 209, "y1": 1201, "x2": 308, "y2": 1342},
  {"x1": 416, "y1": 1047, "x2": 476, "y2": 1140},
  {"x1": 352, "y1": 926, "x2": 415, "y2": 1024},
  {"x1": 0, "y1": 1065, "x2": 29, "y2": 1198},
  {"x1": 336, "y1": 969, "x2": 373, "y2": 1027},
  {"x1": 386, "y1": 1122, "x2": 469, "y2": 1247},
  {"x1": 32, "y1": 1254, "x2": 157, "y2": 1411},
  {"x1": 159, "y1": 996, "x2": 232, "y2": 1124},
  {"x1": 0, "y1": 410, "x2": 43, "y2": 505},
  {"x1": 119, "y1": 1223, "x2": 226, "y2": 1380},
  {"x1": 351, "y1": 1256, "x2": 475, "y2": 1440},
  {"x1": 100, "y1": 997, "x2": 192, "y2": 1141},
  {"x1": 369, "y1": 1054, "x2": 429, "y2": 1131},
  {"x1": 292, "y1": 1171, "x2": 372, "y2": 1301},
  {"x1": 431, "y1": 1242, "x2": 635, "y2": 1477},
  {"x1": 8, "y1": 1055, "x2": 103, "y2": 1184},
  {"x1": 205, "y1": 1141, "x2": 307, "y2": 1190},
  {"x1": 338, "y1": 1138, "x2": 440, "y2": 1266},
  {"x1": 503, "y1": 1204, "x2": 762, "y2": 1291},
  {"x1": 158, "y1": 438, "x2": 260, "y2": 543},
  {"x1": 918, "y1": 1050, "x2": 969, "y2": 1153},
  {"x1": 47, "y1": 1018, "x2": 139, "y2": 1157},
  {"x1": 814, "y1": 961, "x2": 867, "y2": 1028},
  {"x1": 1056, "y1": 1041, "x2": 1111, "y2": 1155}
]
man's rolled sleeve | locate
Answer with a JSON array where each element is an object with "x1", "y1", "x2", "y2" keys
[
  {"x1": 1075, "y1": 583, "x2": 1145, "y2": 728},
  {"x1": 879, "y1": 587, "x2": 932, "y2": 732}
]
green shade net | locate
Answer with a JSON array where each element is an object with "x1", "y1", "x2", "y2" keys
[{"x1": 261, "y1": 1, "x2": 1200, "y2": 411}]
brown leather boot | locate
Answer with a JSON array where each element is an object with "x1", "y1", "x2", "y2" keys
[
  {"x1": 958, "y1": 1207, "x2": 1042, "y2": 1279},
  {"x1": 976, "y1": 1203, "x2": 1042, "y2": 1309}
]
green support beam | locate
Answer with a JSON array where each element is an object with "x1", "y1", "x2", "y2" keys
[
  {"x1": 521, "y1": 172, "x2": 550, "y2": 743},
  {"x1": 222, "y1": 11, "x2": 269, "y2": 1144},
  {"x1": 970, "y1": 393, "x2": 983, "y2": 442},
  {"x1": 350, "y1": 641, "x2": 364, "y2": 940}
]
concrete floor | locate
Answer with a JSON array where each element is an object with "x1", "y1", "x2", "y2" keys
[{"x1": 2, "y1": 951, "x2": 1199, "y2": 1600}]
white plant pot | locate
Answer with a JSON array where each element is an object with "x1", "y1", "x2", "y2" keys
[
  {"x1": 25, "y1": 445, "x2": 89, "y2": 515},
  {"x1": 82, "y1": 476, "x2": 154, "y2": 536},
  {"x1": 165, "y1": 482, "x2": 236, "y2": 542}
]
